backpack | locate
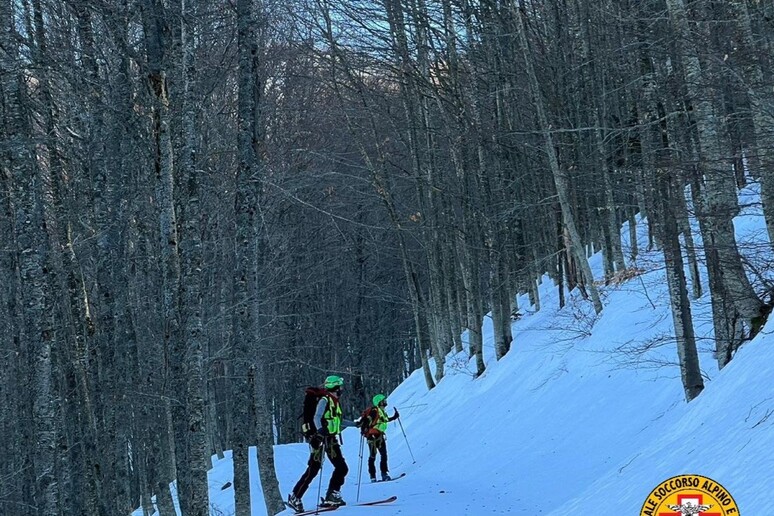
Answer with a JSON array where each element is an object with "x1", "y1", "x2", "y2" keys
[
  {"x1": 300, "y1": 386, "x2": 328, "y2": 437},
  {"x1": 359, "y1": 406, "x2": 381, "y2": 438}
]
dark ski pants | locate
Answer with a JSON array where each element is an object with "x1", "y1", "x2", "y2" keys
[
  {"x1": 367, "y1": 436, "x2": 388, "y2": 478},
  {"x1": 292, "y1": 436, "x2": 349, "y2": 498}
]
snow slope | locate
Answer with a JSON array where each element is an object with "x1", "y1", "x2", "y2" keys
[{"x1": 136, "y1": 184, "x2": 773, "y2": 515}]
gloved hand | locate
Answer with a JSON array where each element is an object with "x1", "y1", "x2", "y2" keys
[
  {"x1": 354, "y1": 417, "x2": 363, "y2": 427},
  {"x1": 393, "y1": 408, "x2": 399, "y2": 419}
]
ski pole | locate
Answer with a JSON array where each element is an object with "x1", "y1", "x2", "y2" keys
[
  {"x1": 396, "y1": 414, "x2": 416, "y2": 464},
  {"x1": 356, "y1": 434, "x2": 365, "y2": 502},
  {"x1": 315, "y1": 437, "x2": 326, "y2": 514}
]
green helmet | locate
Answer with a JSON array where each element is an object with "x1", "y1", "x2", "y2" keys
[
  {"x1": 324, "y1": 375, "x2": 344, "y2": 389},
  {"x1": 372, "y1": 394, "x2": 386, "y2": 406}
]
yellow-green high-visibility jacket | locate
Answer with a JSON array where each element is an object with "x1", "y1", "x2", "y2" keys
[
  {"x1": 321, "y1": 394, "x2": 343, "y2": 435},
  {"x1": 374, "y1": 407, "x2": 390, "y2": 433}
]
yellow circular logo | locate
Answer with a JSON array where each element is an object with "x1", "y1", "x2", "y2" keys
[{"x1": 640, "y1": 475, "x2": 739, "y2": 515}]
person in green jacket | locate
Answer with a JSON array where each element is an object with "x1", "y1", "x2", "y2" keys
[
  {"x1": 288, "y1": 375, "x2": 355, "y2": 513},
  {"x1": 358, "y1": 394, "x2": 399, "y2": 482}
]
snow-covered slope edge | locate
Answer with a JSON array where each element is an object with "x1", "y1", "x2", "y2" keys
[
  {"x1": 382, "y1": 276, "x2": 772, "y2": 515},
  {"x1": 135, "y1": 191, "x2": 773, "y2": 515}
]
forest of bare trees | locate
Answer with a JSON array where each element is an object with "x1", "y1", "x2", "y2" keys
[{"x1": 2, "y1": 0, "x2": 773, "y2": 514}]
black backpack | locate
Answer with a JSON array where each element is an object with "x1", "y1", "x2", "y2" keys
[{"x1": 300, "y1": 386, "x2": 328, "y2": 437}]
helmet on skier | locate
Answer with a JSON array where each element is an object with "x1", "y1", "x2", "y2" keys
[
  {"x1": 324, "y1": 375, "x2": 344, "y2": 390},
  {"x1": 373, "y1": 394, "x2": 387, "y2": 407}
]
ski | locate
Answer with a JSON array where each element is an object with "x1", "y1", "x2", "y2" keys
[
  {"x1": 285, "y1": 496, "x2": 397, "y2": 515},
  {"x1": 370, "y1": 473, "x2": 405, "y2": 483},
  {"x1": 283, "y1": 503, "x2": 338, "y2": 516},
  {"x1": 353, "y1": 495, "x2": 398, "y2": 506}
]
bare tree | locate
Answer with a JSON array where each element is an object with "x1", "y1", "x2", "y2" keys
[{"x1": 665, "y1": 0, "x2": 764, "y2": 330}]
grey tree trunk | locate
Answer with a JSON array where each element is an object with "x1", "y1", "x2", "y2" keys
[
  {"x1": 490, "y1": 89, "x2": 514, "y2": 360},
  {"x1": 254, "y1": 359, "x2": 285, "y2": 515},
  {"x1": 179, "y1": 0, "x2": 210, "y2": 512},
  {"x1": 627, "y1": 207, "x2": 638, "y2": 262},
  {"x1": 72, "y1": 3, "x2": 135, "y2": 512},
  {"x1": 665, "y1": 0, "x2": 764, "y2": 329},
  {"x1": 674, "y1": 189, "x2": 702, "y2": 300},
  {"x1": 141, "y1": 1, "x2": 189, "y2": 512},
  {"x1": 490, "y1": 249, "x2": 512, "y2": 360},
  {"x1": 29, "y1": 2, "x2": 108, "y2": 512},
  {"x1": 441, "y1": 243, "x2": 464, "y2": 354},
  {"x1": 0, "y1": 128, "x2": 22, "y2": 514},
  {"x1": 233, "y1": 0, "x2": 259, "y2": 513},
  {"x1": 657, "y1": 172, "x2": 704, "y2": 402},
  {"x1": 153, "y1": 435, "x2": 177, "y2": 516},
  {"x1": 514, "y1": 3, "x2": 603, "y2": 314},
  {"x1": 250, "y1": 15, "x2": 284, "y2": 510},
  {"x1": 459, "y1": 221, "x2": 486, "y2": 376},
  {"x1": 690, "y1": 178, "x2": 745, "y2": 369},
  {"x1": 5, "y1": 33, "x2": 59, "y2": 512},
  {"x1": 107, "y1": 7, "x2": 136, "y2": 514}
]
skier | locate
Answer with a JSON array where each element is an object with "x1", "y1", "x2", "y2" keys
[
  {"x1": 358, "y1": 394, "x2": 399, "y2": 482},
  {"x1": 287, "y1": 375, "x2": 355, "y2": 513}
]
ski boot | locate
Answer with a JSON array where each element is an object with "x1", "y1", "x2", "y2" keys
[
  {"x1": 370, "y1": 476, "x2": 378, "y2": 483},
  {"x1": 286, "y1": 493, "x2": 304, "y2": 513},
  {"x1": 381, "y1": 472, "x2": 392, "y2": 481},
  {"x1": 321, "y1": 490, "x2": 346, "y2": 507}
]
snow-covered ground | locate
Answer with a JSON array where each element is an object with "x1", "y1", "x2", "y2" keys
[{"x1": 135, "y1": 183, "x2": 773, "y2": 515}]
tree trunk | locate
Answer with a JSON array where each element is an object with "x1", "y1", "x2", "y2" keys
[
  {"x1": 514, "y1": 3, "x2": 603, "y2": 314},
  {"x1": 233, "y1": 0, "x2": 258, "y2": 512},
  {"x1": 674, "y1": 188, "x2": 702, "y2": 299},
  {"x1": 459, "y1": 222, "x2": 486, "y2": 376},
  {"x1": 657, "y1": 172, "x2": 704, "y2": 402},
  {"x1": 690, "y1": 178, "x2": 745, "y2": 369},
  {"x1": 665, "y1": 0, "x2": 764, "y2": 329},
  {"x1": 142, "y1": 1, "x2": 191, "y2": 512},
  {"x1": 179, "y1": 0, "x2": 210, "y2": 512},
  {"x1": 5, "y1": 42, "x2": 59, "y2": 512},
  {"x1": 254, "y1": 359, "x2": 285, "y2": 514},
  {"x1": 627, "y1": 206, "x2": 638, "y2": 262}
]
